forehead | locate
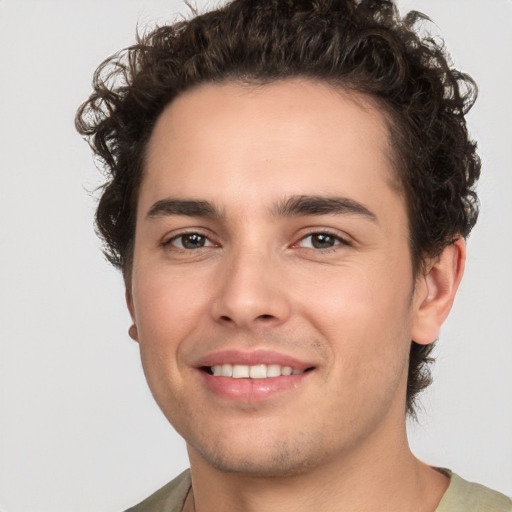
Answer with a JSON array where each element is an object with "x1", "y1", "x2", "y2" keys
[{"x1": 142, "y1": 79, "x2": 398, "y2": 212}]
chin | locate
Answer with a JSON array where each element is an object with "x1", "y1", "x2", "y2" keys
[
  {"x1": 187, "y1": 429, "x2": 332, "y2": 478},
  {"x1": 198, "y1": 450, "x2": 317, "y2": 478}
]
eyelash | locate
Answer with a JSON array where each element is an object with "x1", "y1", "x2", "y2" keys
[
  {"x1": 162, "y1": 230, "x2": 350, "y2": 252},
  {"x1": 294, "y1": 231, "x2": 351, "y2": 251},
  {"x1": 163, "y1": 231, "x2": 215, "y2": 250}
]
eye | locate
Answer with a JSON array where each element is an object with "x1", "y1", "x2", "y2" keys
[
  {"x1": 297, "y1": 232, "x2": 345, "y2": 249},
  {"x1": 167, "y1": 233, "x2": 215, "y2": 250}
]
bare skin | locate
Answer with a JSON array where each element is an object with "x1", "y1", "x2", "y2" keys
[{"x1": 127, "y1": 79, "x2": 464, "y2": 511}]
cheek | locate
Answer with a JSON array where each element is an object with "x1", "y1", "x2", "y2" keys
[
  {"x1": 296, "y1": 262, "x2": 414, "y2": 368},
  {"x1": 299, "y1": 262, "x2": 409, "y2": 322},
  {"x1": 133, "y1": 264, "x2": 210, "y2": 333},
  {"x1": 129, "y1": 268, "x2": 207, "y2": 410}
]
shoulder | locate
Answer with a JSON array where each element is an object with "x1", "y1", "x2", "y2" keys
[
  {"x1": 124, "y1": 470, "x2": 191, "y2": 512},
  {"x1": 436, "y1": 470, "x2": 512, "y2": 512}
]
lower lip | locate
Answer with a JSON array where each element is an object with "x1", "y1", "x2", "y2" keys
[{"x1": 198, "y1": 370, "x2": 311, "y2": 402}]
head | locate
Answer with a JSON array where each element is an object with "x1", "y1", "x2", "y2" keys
[{"x1": 76, "y1": 0, "x2": 479, "y2": 421}]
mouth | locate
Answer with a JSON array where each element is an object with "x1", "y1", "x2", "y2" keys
[
  {"x1": 194, "y1": 349, "x2": 316, "y2": 402},
  {"x1": 202, "y1": 363, "x2": 313, "y2": 379}
]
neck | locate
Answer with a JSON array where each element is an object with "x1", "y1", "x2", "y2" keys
[{"x1": 185, "y1": 420, "x2": 449, "y2": 512}]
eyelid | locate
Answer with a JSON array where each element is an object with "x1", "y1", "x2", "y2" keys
[
  {"x1": 160, "y1": 227, "x2": 352, "y2": 251},
  {"x1": 292, "y1": 228, "x2": 353, "y2": 249},
  {"x1": 162, "y1": 228, "x2": 218, "y2": 248}
]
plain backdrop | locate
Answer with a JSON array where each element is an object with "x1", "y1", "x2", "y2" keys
[{"x1": 0, "y1": 1, "x2": 511, "y2": 511}]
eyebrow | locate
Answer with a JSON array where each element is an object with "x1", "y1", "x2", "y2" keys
[
  {"x1": 146, "y1": 195, "x2": 377, "y2": 222},
  {"x1": 273, "y1": 195, "x2": 377, "y2": 221},
  {"x1": 146, "y1": 199, "x2": 222, "y2": 219}
]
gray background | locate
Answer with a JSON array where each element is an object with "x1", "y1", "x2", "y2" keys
[{"x1": 0, "y1": 1, "x2": 510, "y2": 511}]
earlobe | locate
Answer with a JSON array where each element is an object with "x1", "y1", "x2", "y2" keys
[
  {"x1": 126, "y1": 291, "x2": 139, "y2": 343},
  {"x1": 411, "y1": 238, "x2": 466, "y2": 345},
  {"x1": 128, "y1": 323, "x2": 139, "y2": 342}
]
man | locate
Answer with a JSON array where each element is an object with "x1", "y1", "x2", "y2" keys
[{"x1": 76, "y1": 0, "x2": 511, "y2": 510}]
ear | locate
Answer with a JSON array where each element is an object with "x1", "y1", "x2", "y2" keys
[
  {"x1": 411, "y1": 238, "x2": 466, "y2": 345},
  {"x1": 126, "y1": 290, "x2": 139, "y2": 343}
]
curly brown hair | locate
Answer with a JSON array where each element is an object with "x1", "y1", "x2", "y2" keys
[{"x1": 76, "y1": 0, "x2": 480, "y2": 416}]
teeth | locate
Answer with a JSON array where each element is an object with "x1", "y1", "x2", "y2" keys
[
  {"x1": 267, "y1": 364, "x2": 281, "y2": 377},
  {"x1": 210, "y1": 364, "x2": 304, "y2": 379},
  {"x1": 232, "y1": 365, "x2": 250, "y2": 378},
  {"x1": 249, "y1": 364, "x2": 267, "y2": 379},
  {"x1": 221, "y1": 364, "x2": 233, "y2": 377}
]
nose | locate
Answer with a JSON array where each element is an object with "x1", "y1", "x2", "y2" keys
[{"x1": 210, "y1": 247, "x2": 291, "y2": 329}]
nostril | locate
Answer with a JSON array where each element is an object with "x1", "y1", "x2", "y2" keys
[{"x1": 258, "y1": 314, "x2": 274, "y2": 320}]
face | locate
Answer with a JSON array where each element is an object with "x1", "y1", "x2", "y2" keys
[{"x1": 128, "y1": 80, "x2": 425, "y2": 477}]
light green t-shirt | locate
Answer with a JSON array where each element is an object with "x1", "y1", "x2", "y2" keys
[
  {"x1": 125, "y1": 469, "x2": 512, "y2": 512},
  {"x1": 436, "y1": 470, "x2": 511, "y2": 512}
]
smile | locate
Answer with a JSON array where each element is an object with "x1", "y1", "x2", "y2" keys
[
  {"x1": 195, "y1": 350, "x2": 315, "y2": 401},
  {"x1": 208, "y1": 363, "x2": 306, "y2": 379}
]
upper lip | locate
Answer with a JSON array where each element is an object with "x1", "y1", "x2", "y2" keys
[{"x1": 193, "y1": 349, "x2": 316, "y2": 370}]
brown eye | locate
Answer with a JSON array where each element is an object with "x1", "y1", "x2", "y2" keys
[
  {"x1": 298, "y1": 233, "x2": 344, "y2": 249},
  {"x1": 311, "y1": 234, "x2": 337, "y2": 249},
  {"x1": 170, "y1": 233, "x2": 212, "y2": 249}
]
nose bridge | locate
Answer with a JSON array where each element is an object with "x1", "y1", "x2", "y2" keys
[{"x1": 211, "y1": 240, "x2": 290, "y2": 327}]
